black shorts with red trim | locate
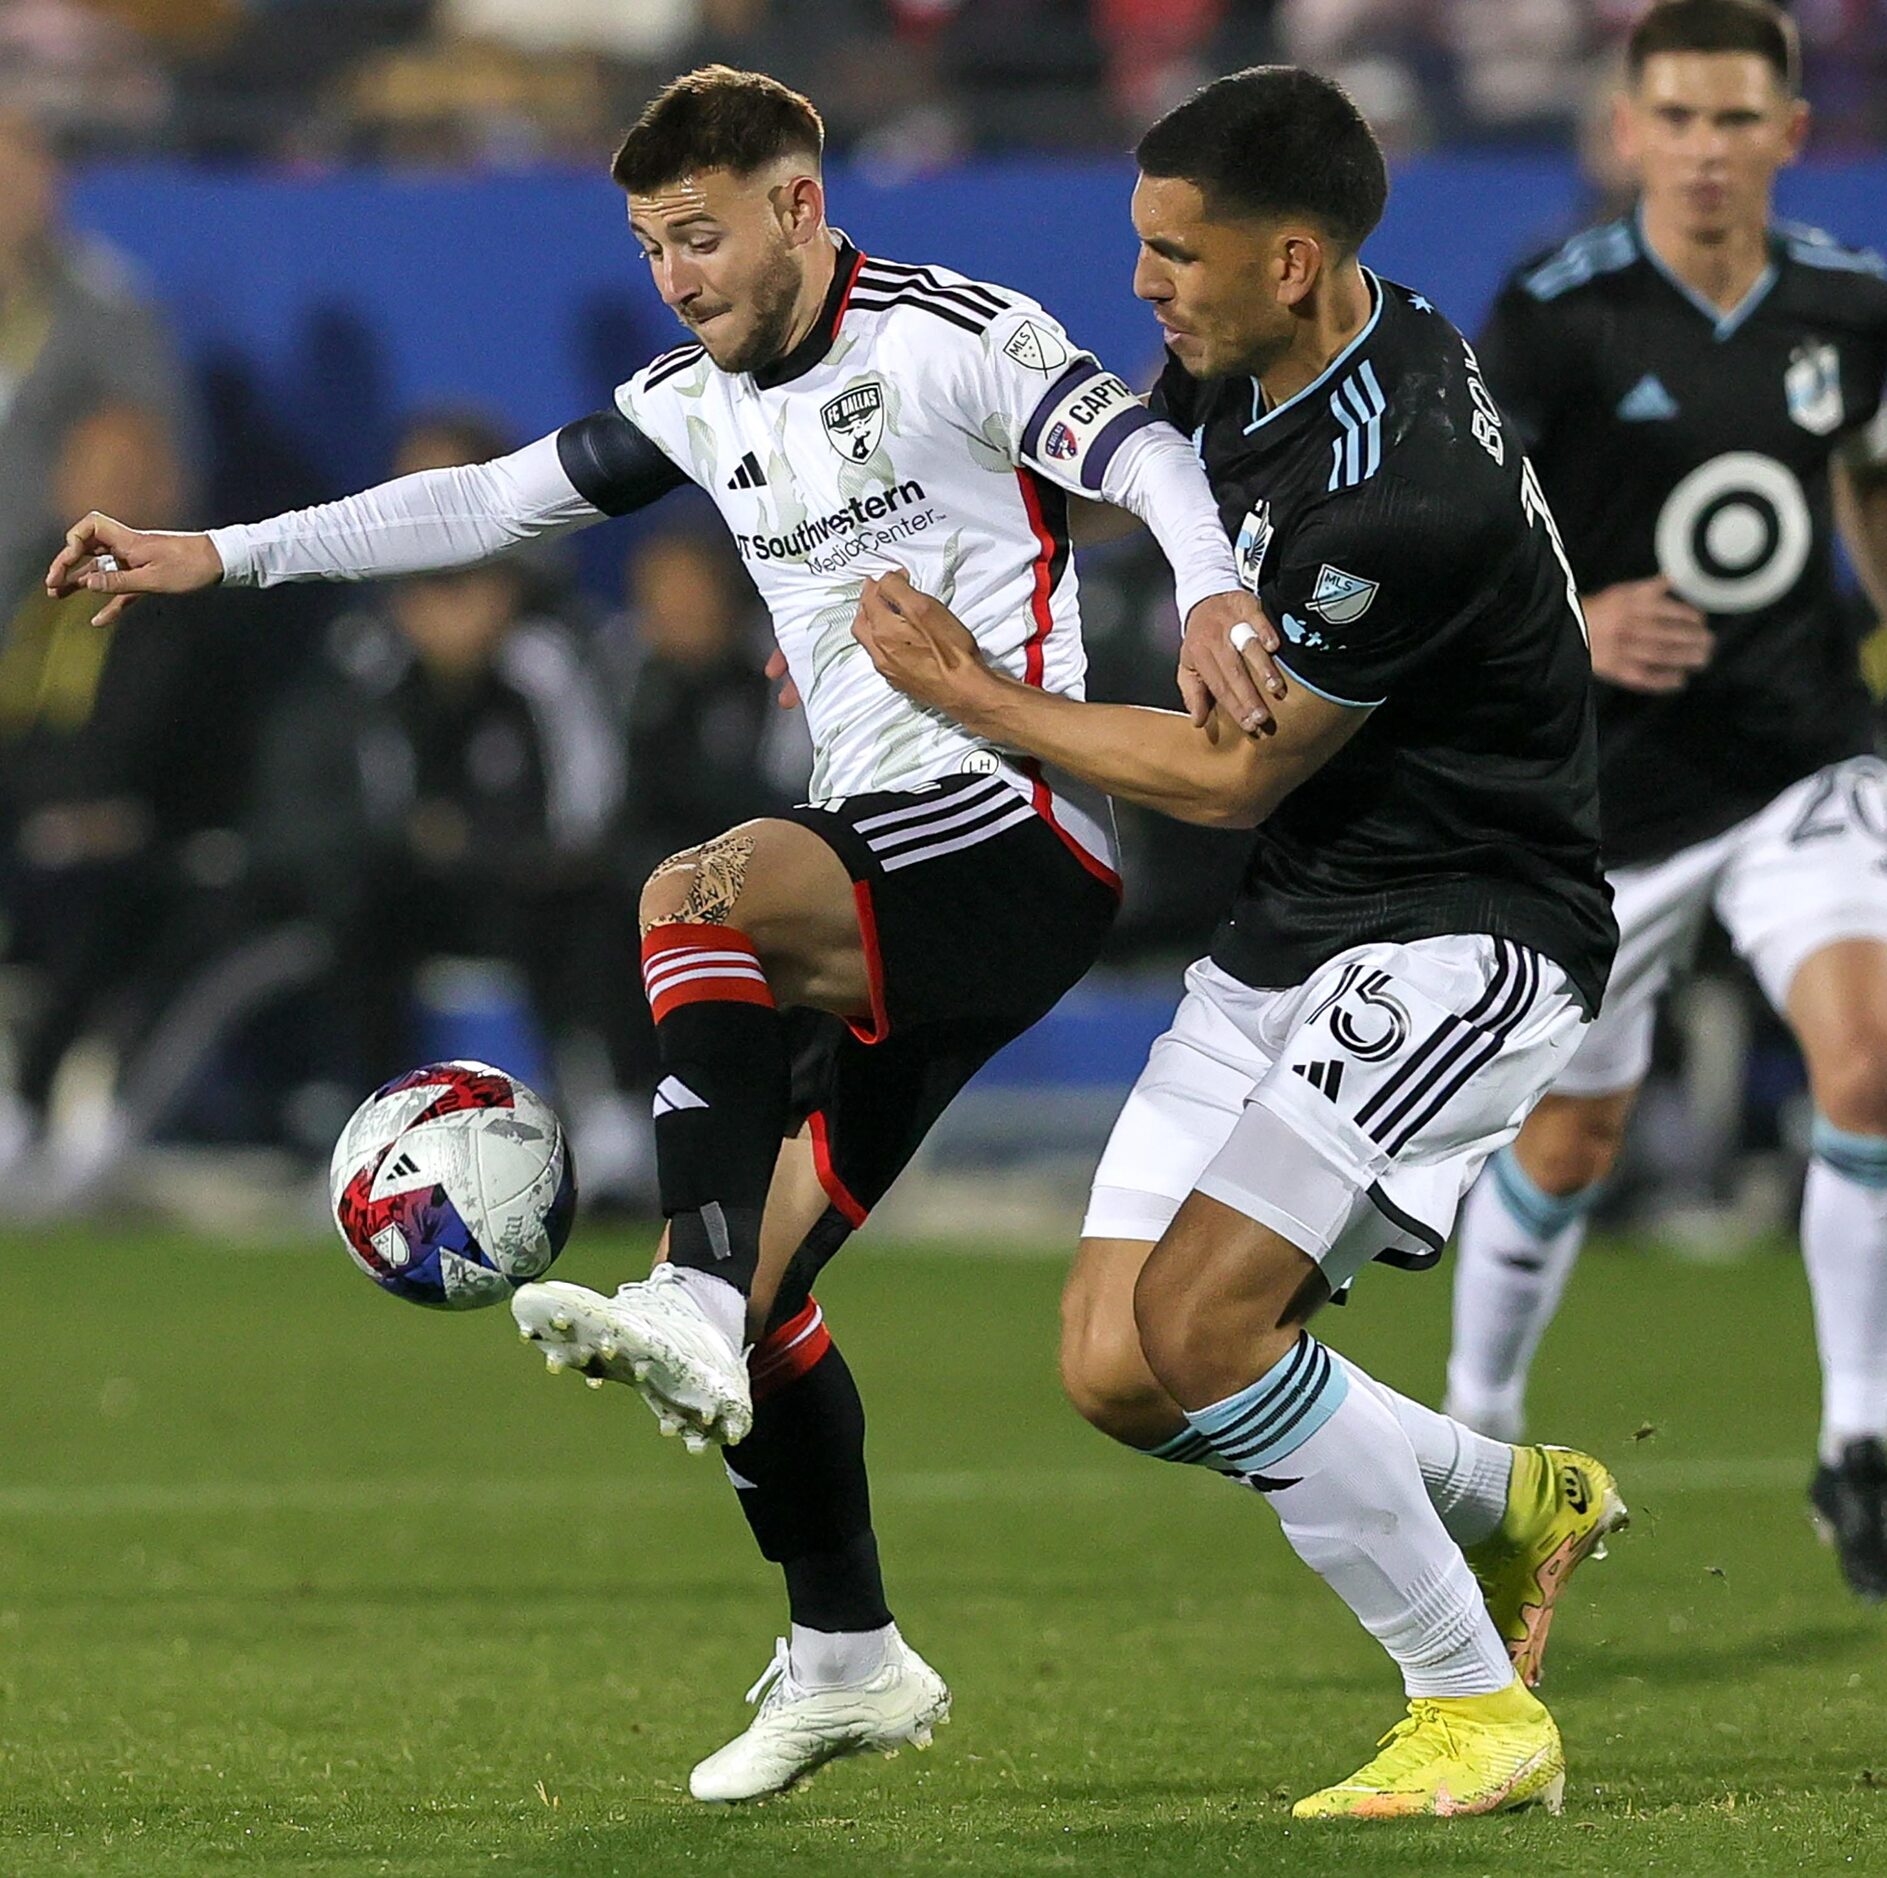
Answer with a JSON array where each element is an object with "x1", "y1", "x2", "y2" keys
[{"x1": 767, "y1": 774, "x2": 1117, "y2": 1313}]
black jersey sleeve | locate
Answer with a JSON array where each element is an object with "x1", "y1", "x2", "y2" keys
[
  {"x1": 1147, "y1": 354, "x2": 1197, "y2": 433},
  {"x1": 1474, "y1": 281, "x2": 1566, "y2": 456},
  {"x1": 1259, "y1": 476, "x2": 1475, "y2": 709},
  {"x1": 555, "y1": 408, "x2": 689, "y2": 517}
]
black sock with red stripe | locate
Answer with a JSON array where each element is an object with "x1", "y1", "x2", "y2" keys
[
  {"x1": 640, "y1": 923, "x2": 789, "y2": 1297},
  {"x1": 726, "y1": 1299, "x2": 891, "y2": 1632}
]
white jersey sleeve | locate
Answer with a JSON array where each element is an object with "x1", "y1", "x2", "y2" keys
[
  {"x1": 207, "y1": 433, "x2": 602, "y2": 587},
  {"x1": 947, "y1": 301, "x2": 1241, "y2": 623}
]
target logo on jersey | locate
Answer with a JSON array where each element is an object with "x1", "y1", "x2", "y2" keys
[{"x1": 329, "y1": 1061, "x2": 577, "y2": 1309}]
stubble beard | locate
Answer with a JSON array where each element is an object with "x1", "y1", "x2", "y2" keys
[{"x1": 703, "y1": 244, "x2": 805, "y2": 375}]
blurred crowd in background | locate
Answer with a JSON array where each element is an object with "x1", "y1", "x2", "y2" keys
[
  {"x1": 0, "y1": 99, "x2": 1252, "y2": 1219},
  {"x1": 0, "y1": 5, "x2": 1883, "y2": 1238},
  {"x1": 2, "y1": 0, "x2": 1886, "y2": 165}
]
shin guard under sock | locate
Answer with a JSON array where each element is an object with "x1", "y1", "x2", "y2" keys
[
  {"x1": 641, "y1": 923, "x2": 789, "y2": 1294},
  {"x1": 723, "y1": 1302, "x2": 892, "y2": 1633}
]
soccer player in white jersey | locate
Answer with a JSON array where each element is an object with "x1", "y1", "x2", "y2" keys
[{"x1": 46, "y1": 66, "x2": 1283, "y2": 1801}]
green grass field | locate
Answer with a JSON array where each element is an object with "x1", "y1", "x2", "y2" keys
[{"x1": 2, "y1": 1224, "x2": 1884, "y2": 1876}]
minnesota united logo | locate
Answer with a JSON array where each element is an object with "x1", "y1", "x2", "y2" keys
[
  {"x1": 1785, "y1": 342, "x2": 1843, "y2": 436},
  {"x1": 1308, "y1": 563, "x2": 1379, "y2": 625},
  {"x1": 821, "y1": 381, "x2": 886, "y2": 461},
  {"x1": 1234, "y1": 501, "x2": 1273, "y2": 594}
]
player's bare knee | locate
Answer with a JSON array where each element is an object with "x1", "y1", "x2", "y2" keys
[
  {"x1": 1516, "y1": 1093, "x2": 1630, "y2": 1195},
  {"x1": 638, "y1": 846, "x2": 703, "y2": 934},
  {"x1": 1058, "y1": 1304, "x2": 1162, "y2": 1440},
  {"x1": 1810, "y1": 1029, "x2": 1887, "y2": 1138}
]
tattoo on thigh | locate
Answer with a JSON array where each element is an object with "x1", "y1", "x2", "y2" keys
[
  {"x1": 648, "y1": 832, "x2": 756, "y2": 928},
  {"x1": 647, "y1": 847, "x2": 699, "y2": 887}
]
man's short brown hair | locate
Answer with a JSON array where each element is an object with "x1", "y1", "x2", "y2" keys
[
  {"x1": 611, "y1": 66, "x2": 824, "y2": 195},
  {"x1": 1627, "y1": 0, "x2": 1800, "y2": 94}
]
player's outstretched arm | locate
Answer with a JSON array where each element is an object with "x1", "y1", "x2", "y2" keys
[
  {"x1": 46, "y1": 513, "x2": 224, "y2": 627},
  {"x1": 47, "y1": 413, "x2": 688, "y2": 627},
  {"x1": 853, "y1": 570, "x2": 1362, "y2": 828}
]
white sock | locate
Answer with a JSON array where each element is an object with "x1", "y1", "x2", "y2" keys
[
  {"x1": 1803, "y1": 1123, "x2": 1887, "y2": 1464},
  {"x1": 789, "y1": 1620, "x2": 897, "y2": 1689},
  {"x1": 1446, "y1": 1149, "x2": 1593, "y2": 1441},
  {"x1": 1340, "y1": 1357, "x2": 1512, "y2": 1547},
  {"x1": 660, "y1": 1263, "x2": 748, "y2": 1348},
  {"x1": 1187, "y1": 1338, "x2": 1514, "y2": 1697}
]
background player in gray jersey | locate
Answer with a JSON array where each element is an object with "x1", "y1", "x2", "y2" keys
[{"x1": 1446, "y1": 0, "x2": 1887, "y2": 1603}]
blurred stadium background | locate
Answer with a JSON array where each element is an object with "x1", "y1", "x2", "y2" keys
[
  {"x1": 0, "y1": 0, "x2": 1883, "y2": 1250},
  {"x1": 5, "y1": 7, "x2": 1887, "y2": 1872}
]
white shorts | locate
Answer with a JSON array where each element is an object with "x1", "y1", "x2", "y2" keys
[
  {"x1": 1556, "y1": 756, "x2": 1887, "y2": 1098},
  {"x1": 1082, "y1": 935, "x2": 1589, "y2": 1293}
]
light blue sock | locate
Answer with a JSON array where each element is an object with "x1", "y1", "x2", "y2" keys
[
  {"x1": 1138, "y1": 1425, "x2": 1244, "y2": 1477},
  {"x1": 1489, "y1": 1145, "x2": 1599, "y2": 1237},
  {"x1": 1184, "y1": 1333, "x2": 1350, "y2": 1477},
  {"x1": 1810, "y1": 1116, "x2": 1887, "y2": 1190}
]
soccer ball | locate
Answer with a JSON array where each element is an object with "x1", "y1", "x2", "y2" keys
[{"x1": 329, "y1": 1061, "x2": 577, "y2": 1309}]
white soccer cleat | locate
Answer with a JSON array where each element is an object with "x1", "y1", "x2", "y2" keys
[
  {"x1": 689, "y1": 1633, "x2": 952, "y2": 1803},
  {"x1": 510, "y1": 1268, "x2": 753, "y2": 1446}
]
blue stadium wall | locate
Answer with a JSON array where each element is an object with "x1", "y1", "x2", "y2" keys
[{"x1": 73, "y1": 157, "x2": 1887, "y2": 498}]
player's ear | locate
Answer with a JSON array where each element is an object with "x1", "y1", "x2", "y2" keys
[
  {"x1": 1609, "y1": 86, "x2": 1639, "y2": 173},
  {"x1": 1781, "y1": 96, "x2": 1810, "y2": 166},
  {"x1": 1275, "y1": 232, "x2": 1323, "y2": 310},
  {"x1": 773, "y1": 171, "x2": 826, "y2": 248}
]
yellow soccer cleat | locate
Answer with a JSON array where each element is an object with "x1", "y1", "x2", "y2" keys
[
  {"x1": 1467, "y1": 1444, "x2": 1628, "y2": 1688},
  {"x1": 1290, "y1": 1680, "x2": 1566, "y2": 1820}
]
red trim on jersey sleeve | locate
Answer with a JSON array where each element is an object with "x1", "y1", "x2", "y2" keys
[
  {"x1": 1014, "y1": 471, "x2": 1122, "y2": 894},
  {"x1": 808, "y1": 1112, "x2": 870, "y2": 1229},
  {"x1": 842, "y1": 879, "x2": 892, "y2": 1045},
  {"x1": 1016, "y1": 469, "x2": 1058, "y2": 687}
]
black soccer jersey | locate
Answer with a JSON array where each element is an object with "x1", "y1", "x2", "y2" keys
[
  {"x1": 1479, "y1": 213, "x2": 1887, "y2": 868},
  {"x1": 1154, "y1": 275, "x2": 1616, "y2": 1014}
]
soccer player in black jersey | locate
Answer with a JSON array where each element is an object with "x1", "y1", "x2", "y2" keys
[
  {"x1": 1445, "y1": 0, "x2": 1887, "y2": 1601},
  {"x1": 857, "y1": 66, "x2": 1625, "y2": 1820}
]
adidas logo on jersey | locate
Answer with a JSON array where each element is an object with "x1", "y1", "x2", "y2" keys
[
  {"x1": 1291, "y1": 1059, "x2": 1346, "y2": 1098},
  {"x1": 1617, "y1": 373, "x2": 1679, "y2": 422},
  {"x1": 653, "y1": 1077, "x2": 710, "y2": 1118},
  {"x1": 726, "y1": 452, "x2": 766, "y2": 490}
]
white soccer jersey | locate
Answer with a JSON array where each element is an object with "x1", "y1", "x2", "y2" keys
[
  {"x1": 208, "y1": 232, "x2": 1243, "y2": 882},
  {"x1": 614, "y1": 238, "x2": 1179, "y2": 869}
]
